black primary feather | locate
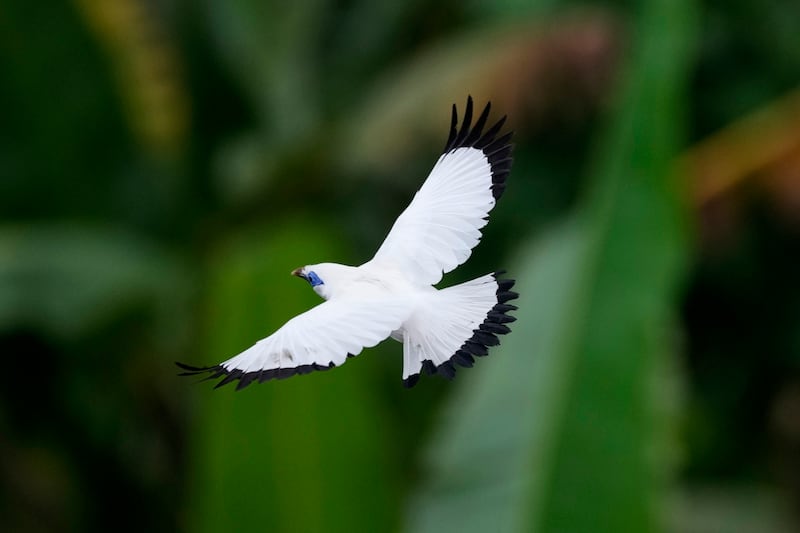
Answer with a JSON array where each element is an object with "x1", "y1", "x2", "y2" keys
[{"x1": 442, "y1": 96, "x2": 514, "y2": 200}]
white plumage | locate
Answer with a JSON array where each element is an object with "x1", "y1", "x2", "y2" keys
[{"x1": 178, "y1": 96, "x2": 518, "y2": 389}]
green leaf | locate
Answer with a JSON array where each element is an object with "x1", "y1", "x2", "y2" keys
[
  {"x1": 404, "y1": 0, "x2": 697, "y2": 531},
  {"x1": 204, "y1": 0, "x2": 323, "y2": 138},
  {"x1": 186, "y1": 219, "x2": 401, "y2": 533},
  {"x1": 0, "y1": 224, "x2": 185, "y2": 338},
  {"x1": 405, "y1": 220, "x2": 590, "y2": 532}
]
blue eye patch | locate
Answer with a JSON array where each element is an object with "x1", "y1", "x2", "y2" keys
[{"x1": 306, "y1": 271, "x2": 324, "y2": 287}]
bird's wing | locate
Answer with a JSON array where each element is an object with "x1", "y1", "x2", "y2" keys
[
  {"x1": 177, "y1": 296, "x2": 409, "y2": 390},
  {"x1": 367, "y1": 96, "x2": 513, "y2": 285}
]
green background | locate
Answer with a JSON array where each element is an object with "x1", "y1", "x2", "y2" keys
[{"x1": 2, "y1": 0, "x2": 800, "y2": 531}]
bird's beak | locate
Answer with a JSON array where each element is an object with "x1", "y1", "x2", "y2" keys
[{"x1": 291, "y1": 267, "x2": 305, "y2": 278}]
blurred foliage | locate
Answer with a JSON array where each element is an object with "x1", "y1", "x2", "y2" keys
[
  {"x1": 406, "y1": 0, "x2": 693, "y2": 530},
  {"x1": 1, "y1": 0, "x2": 799, "y2": 532}
]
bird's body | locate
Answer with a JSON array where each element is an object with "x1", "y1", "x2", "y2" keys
[{"x1": 179, "y1": 97, "x2": 518, "y2": 389}]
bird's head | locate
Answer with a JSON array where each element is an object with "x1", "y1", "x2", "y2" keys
[{"x1": 292, "y1": 263, "x2": 336, "y2": 299}]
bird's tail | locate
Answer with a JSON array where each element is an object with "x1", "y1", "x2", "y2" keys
[{"x1": 401, "y1": 272, "x2": 518, "y2": 387}]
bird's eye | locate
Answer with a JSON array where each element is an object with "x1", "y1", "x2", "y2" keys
[{"x1": 307, "y1": 271, "x2": 324, "y2": 287}]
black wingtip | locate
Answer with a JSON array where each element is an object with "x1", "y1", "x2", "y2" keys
[
  {"x1": 403, "y1": 373, "x2": 420, "y2": 388},
  {"x1": 442, "y1": 97, "x2": 514, "y2": 200},
  {"x1": 443, "y1": 103, "x2": 459, "y2": 153},
  {"x1": 176, "y1": 360, "x2": 340, "y2": 391},
  {"x1": 175, "y1": 361, "x2": 212, "y2": 373}
]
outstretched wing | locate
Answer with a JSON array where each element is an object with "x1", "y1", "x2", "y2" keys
[
  {"x1": 366, "y1": 96, "x2": 513, "y2": 285},
  {"x1": 177, "y1": 297, "x2": 409, "y2": 390}
]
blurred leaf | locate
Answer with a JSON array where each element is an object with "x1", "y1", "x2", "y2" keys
[
  {"x1": 0, "y1": 1, "x2": 130, "y2": 220},
  {"x1": 679, "y1": 87, "x2": 800, "y2": 207},
  {"x1": 666, "y1": 485, "x2": 795, "y2": 533},
  {"x1": 339, "y1": 12, "x2": 620, "y2": 176},
  {"x1": 203, "y1": 0, "x2": 329, "y2": 204},
  {"x1": 404, "y1": 220, "x2": 590, "y2": 532},
  {"x1": 404, "y1": 0, "x2": 696, "y2": 531},
  {"x1": 187, "y1": 219, "x2": 401, "y2": 533},
  {"x1": 0, "y1": 224, "x2": 186, "y2": 338},
  {"x1": 204, "y1": 0, "x2": 323, "y2": 139},
  {"x1": 75, "y1": 0, "x2": 190, "y2": 158}
]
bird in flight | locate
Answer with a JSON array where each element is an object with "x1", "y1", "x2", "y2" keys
[{"x1": 178, "y1": 96, "x2": 518, "y2": 389}]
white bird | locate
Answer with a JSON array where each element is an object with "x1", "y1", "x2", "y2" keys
[{"x1": 178, "y1": 96, "x2": 518, "y2": 389}]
